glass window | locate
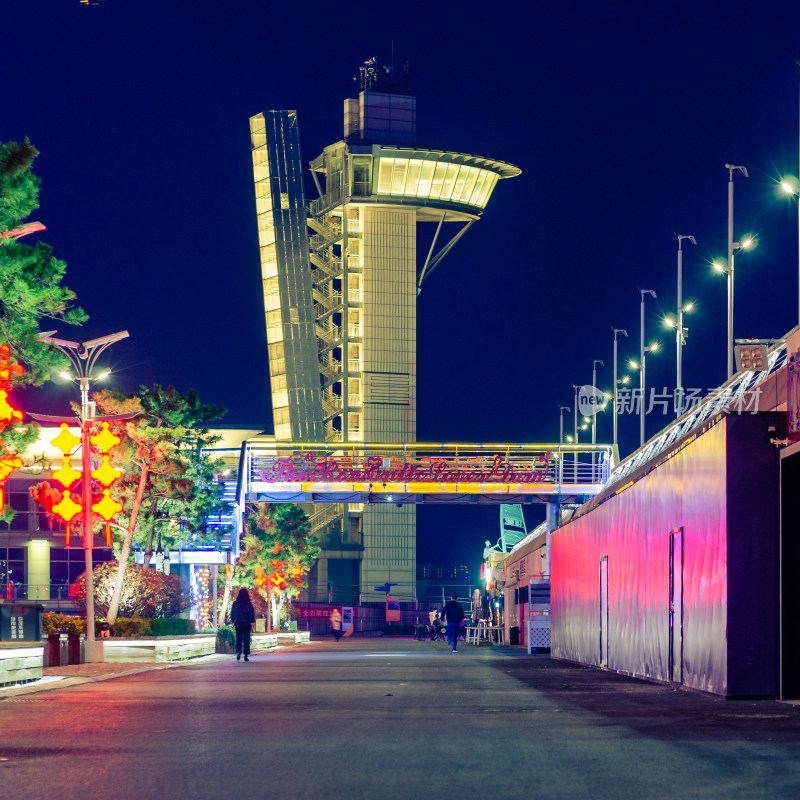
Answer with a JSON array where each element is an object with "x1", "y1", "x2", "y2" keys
[
  {"x1": 352, "y1": 156, "x2": 371, "y2": 196},
  {"x1": 378, "y1": 158, "x2": 394, "y2": 193},
  {"x1": 451, "y1": 166, "x2": 469, "y2": 202},
  {"x1": 469, "y1": 171, "x2": 487, "y2": 205},
  {"x1": 266, "y1": 309, "x2": 283, "y2": 344},
  {"x1": 275, "y1": 423, "x2": 291, "y2": 440},
  {"x1": 391, "y1": 160, "x2": 408, "y2": 194},
  {"x1": 404, "y1": 160, "x2": 423, "y2": 195},
  {"x1": 461, "y1": 167, "x2": 479, "y2": 202},
  {"x1": 418, "y1": 161, "x2": 435, "y2": 197},
  {"x1": 440, "y1": 164, "x2": 460, "y2": 200},
  {"x1": 429, "y1": 163, "x2": 448, "y2": 198},
  {"x1": 477, "y1": 173, "x2": 498, "y2": 207}
]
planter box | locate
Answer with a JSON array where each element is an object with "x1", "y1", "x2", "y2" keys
[
  {"x1": 0, "y1": 644, "x2": 44, "y2": 687},
  {"x1": 103, "y1": 635, "x2": 215, "y2": 663}
]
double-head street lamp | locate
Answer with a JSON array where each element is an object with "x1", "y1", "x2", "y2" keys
[
  {"x1": 726, "y1": 163, "x2": 749, "y2": 379},
  {"x1": 31, "y1": 331, "x2": 130, "y2": 662},
  {"x1": 559, "y1": 405, "x2": 570, "y2": 445},
  {"x1": 612, "y1": 328, "x2": 627, "y2": 454},
  {"x1": 669, "y1": 234, "x2": 696, "y2": 414},
  {"x1": 629, "y1": 342, "x2": 659, "y2": 449},
  {"x1": 780, "y1": 176, "x2": 800, "y2": 326},
  {"x1": 639, "y1": 289, "x2": 657, "y2": 448}
]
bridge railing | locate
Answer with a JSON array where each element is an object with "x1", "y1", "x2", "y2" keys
[{"x1": 244, "y1": 443, "x2": 614, "y2": 490}]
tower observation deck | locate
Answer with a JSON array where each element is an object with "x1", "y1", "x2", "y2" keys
[{"x1": 249, "y1": 60, "x2": 520, "y2": 601}]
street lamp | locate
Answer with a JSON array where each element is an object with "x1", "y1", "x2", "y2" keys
[
  {"x1": 726, "y1": 163, "x2": 749, "y2": 378},
  {"x1": 639, "y1": 289, "x2": 657, "y2": 448},
  {"x1": 612, "y1": 328, "x2": 627, "y2": 455},
  {"x1": 629, "y1": 342, "x2": 659, "y2": 448},
  {"x1": 558, "y1": 405, "x2": 570, "y2": 444},
  {"x1": 674, "y1": 234, "x2": 696, "y2": 413},
  {"x1": 33, "y1": 331, "x2": 129, "y2": 663},
  {"x1": 780, "y1": 175, "x2": 800, "y2": 325},
  {"x1": 713, "y1": 234, "x2": 754, "y2": 378}
]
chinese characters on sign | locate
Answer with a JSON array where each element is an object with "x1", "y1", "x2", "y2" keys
[
  {"x1": 615, "y1": 387, "x2": 763, "y2": 416},
  {"x1": 260, "y1": 453, "x2": 554, "y2": 485}
]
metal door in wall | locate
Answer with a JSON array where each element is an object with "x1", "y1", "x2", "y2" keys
[
  {"x1": 669, "y1": 528, "x2": 684, "y2": 684},
  {"x1": 599, "y1": 556, "x2": 608, "y2": 667}
]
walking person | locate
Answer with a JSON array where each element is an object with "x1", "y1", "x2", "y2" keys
[
  {"x1": 441, "y1": 594, "x2": 465, "y2": 653},
  {"x1": 330, "y1": 608, "x2": 342, "y2": 641},
  {"x1": 231, "y1": 588, "x2": 255, "y2": 661}
]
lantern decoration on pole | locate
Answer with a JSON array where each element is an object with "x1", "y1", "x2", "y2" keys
[
  {"x1": 0, "y1": 344, "x2": 25, "y2": 513},
  {"x1": 290, "y1": 563, "x2": 306, "y2": 588},
  {"x1": 90, "y1": 421, "x2": 123, "y2": 546},
  {"x1": 50, "y1": 423, "x2": 83, "y2": 545},
  {"x1": 254, "y1": 565, "x2": 268, "y2": 593}
]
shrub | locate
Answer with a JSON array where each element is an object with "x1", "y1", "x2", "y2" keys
[
  {"x1": 148, "y1": 618, "x2": 196, "y2": 636},
  {"x1": 216, "y1": 625, "x2": 235, "y2": 646},
  {"x1": 43, "y1": 612, "x2": 86, "y2": 635},
  {"x1": 70, "y1": 561, "x2": 191, "y2": 618}
]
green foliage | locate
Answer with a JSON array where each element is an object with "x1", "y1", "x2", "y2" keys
[
  {"x1": 42, "y1": 612, "x2": 86, "y2": 635},
  {"x1": 235, "y1": 503, "x2": 320, "y2": 601},
  {"x1": 70, "y1": 561, "x2": 191, "y2": 618},
  {"x1": 93, "y1": 384, "x2": 228, "y2": 552},
  {"x1": 216, "y1": 625, "x2": 235, "y2": 646},
  {"x1": 0, "y1": 138, "x2": 87, "y2": 385},
  {"x1": 43, "y1": 612, "x2": 196, "y2": 637}
]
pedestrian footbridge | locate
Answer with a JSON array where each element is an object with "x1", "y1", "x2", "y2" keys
[{"x1": 240, "y1": 442, "x2": 613, "y2": 506}]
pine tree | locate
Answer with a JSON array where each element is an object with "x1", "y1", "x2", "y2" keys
[
  {"x1": 29, "y1": 384, "x2": 227, "y2": 624},
  {"x1": 228, "y1": 503, "x2": 320, "y2": 630},
  {"x1": 0, "y1": 139, "x2": 87, "y2": 385}
]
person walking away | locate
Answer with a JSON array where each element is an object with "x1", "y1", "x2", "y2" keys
[
  {"x1": 231, "y1": 588, "x2": 255, "y2": 661},
  {"x1": 330, "y1": 608, "x2": 342, "y2": 641},
  {"x1": 442, "y1": 594, "x2": 465, "y2": 653}
]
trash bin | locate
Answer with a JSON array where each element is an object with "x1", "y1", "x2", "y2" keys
[
  {"x1": 509, "y1": 626, "x2": 520, "y2": 645},
  {"x1": 68, "y1": 633, "x2": 85, "y2": 664},
  {"x1": 47, "y1": 633, "x2": 69, "y2": 667}
]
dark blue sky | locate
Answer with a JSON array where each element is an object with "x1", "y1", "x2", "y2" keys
[{"x1": 3, "y1": 0, "x2": 800, "y2": 569}]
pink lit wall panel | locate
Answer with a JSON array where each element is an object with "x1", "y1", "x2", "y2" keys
[{"x1": 552, "y1": 420, "x2": 730, "y2": 694}]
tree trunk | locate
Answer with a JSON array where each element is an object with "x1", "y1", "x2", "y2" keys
[
  {"x1": 106, "y1": 463, "x2": 150, "y2": 624},
  {"x1": 218, "y1": 565, "x2": 235, "y2": 627},
  {"x1": 143, "y1": 498, "x2": 158, "y2": 569}
]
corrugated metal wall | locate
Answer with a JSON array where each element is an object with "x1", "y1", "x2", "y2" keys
[{"x1": 552, "y1": 419, "x2": 730, "y2": 693}]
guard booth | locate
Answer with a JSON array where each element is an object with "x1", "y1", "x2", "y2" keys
[{"x1": 0, "y1": 601, "x2": 44, "y2": 642}]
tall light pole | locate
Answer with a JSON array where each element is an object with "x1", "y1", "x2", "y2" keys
[
  {"x1": 726, "y1": 163, "x2": 748, "y2": 378},
  {"x1": 35, "y1": 331, "x2": 130, "y2": 663},
  {"x1": 558, "y1": 404, "x2": 570, "y2": 485},
  {"x1": 612, "y1": 328, "x2": 627, "y2": 455},
  {"x1": 559, "y1": 405, "x2": 570, "y2": 444},
  {"x1": 639, "y1": 289, "x2": 657, "y2": 448},
  {"x1": 675, "y1": 234, "x2": 696, "y2": 413},
  {"x1": 572, "y1": 385, "x2": 580, "y2": 482}
]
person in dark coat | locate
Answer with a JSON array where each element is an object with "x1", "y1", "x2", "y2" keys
[
  {"x1": 441, "y1": 594, "x2": 465, "y2": 653},
  {"x1": 231, "y1": 587, "x2": 256, "y2": 661}
]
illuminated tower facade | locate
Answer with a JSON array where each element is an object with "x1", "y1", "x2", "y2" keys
[{"x1": 250, "y1": 62, "x2": 519, "y2": 601}]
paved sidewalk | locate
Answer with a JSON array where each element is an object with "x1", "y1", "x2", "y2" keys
[{"x1": 1, "y1": 640, "x2": 312, "y2": 698}]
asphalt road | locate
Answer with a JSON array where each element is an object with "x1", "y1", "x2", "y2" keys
[{"x1": 2, "y1": 638, "x2": 800, "y2": 800}]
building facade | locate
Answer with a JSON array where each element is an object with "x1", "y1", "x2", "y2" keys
[{"x1": 249, "y1": 65, "x2": 520, "y2": 601}]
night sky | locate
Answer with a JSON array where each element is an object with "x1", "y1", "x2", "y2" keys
[{"x1": 3, "y1": 1, "x2": 800, "y2": 574}]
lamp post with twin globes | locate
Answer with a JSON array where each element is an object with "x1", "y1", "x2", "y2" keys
[{"x1": 30, "y1": 331, "x2": 131, "y2": 662}]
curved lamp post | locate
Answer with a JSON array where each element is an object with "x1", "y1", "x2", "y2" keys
[{"x1": 31, "y1": 331, "x2": 130, "y2": 662}]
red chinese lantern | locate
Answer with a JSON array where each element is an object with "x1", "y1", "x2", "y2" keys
[
  {"x1": 0, "y1": 344, "x2": 25, "y2": 512},
  {"x1": 50, "y1": 423, "x2": 82, "y2": 545},
  {"x1": 90, "y1": 422, "x2": 123, "y2": 545}
]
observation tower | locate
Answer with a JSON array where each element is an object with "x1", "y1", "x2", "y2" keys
[{"x1": 249, "y1": 59, "x2": 520, "y2": 601}]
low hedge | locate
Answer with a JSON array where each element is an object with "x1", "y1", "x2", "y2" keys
[{"x1": 42, "y1": 613, "x2": 196, "y2": 638}]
